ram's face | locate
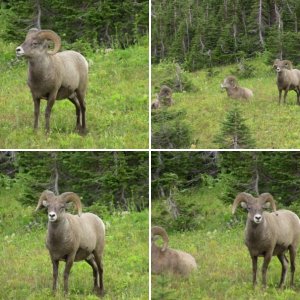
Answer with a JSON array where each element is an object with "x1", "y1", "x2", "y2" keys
[
  {"x1": 221, "y1": 77, "x2": 236, "y2": 89},
  {"x1": 16, "y1": 34, "x2": 48, "y2": 58},
  {"x1": 42, "y1": 200, "x2": 66, "y2": 223},
  {"x1": 273, "y1": 60, "x2": 291, "y2": 73},
  {"x1": 241, "y1": 200, "x2": 270, "y2": 224}
]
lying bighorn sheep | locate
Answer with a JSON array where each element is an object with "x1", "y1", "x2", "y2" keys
[
  {"x1": 151, "y1": 86, "x2": 175, "y2": 109},
  {"x1": 151, "y1": 97, "x2": 160, "y2": 110},
  {"x1": 151, "y1": 226, "x2": 197, "y2": 276},
  {"x1": 35, "y1": 190, "x2": 105, "y2": 297},
  {"x1": 16, "y1": 29, "x2": 88, "y2": 133},
  {"x1": 232, "y1": 192, "x2": 300, "y2": 288},
  {"x1": 221, "y1": 76, "x2": 253, "y2": 100},
  {"x1": 273, "y1": 59, "x2": 300, "y2": 105},
  {"x1": 158, "y1": 85, "x2": 175, "y2": 106}
]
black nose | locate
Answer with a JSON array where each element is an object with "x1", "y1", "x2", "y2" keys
[
  {"x1": 16, "y1": 47, "x2": 21, "y2": 52},
  {"x1": 255, "y1": 215, "x2": 261, "y2": 221},
  {"x1": 49, "y1": 213, "x2": 56, "y2": 218}
]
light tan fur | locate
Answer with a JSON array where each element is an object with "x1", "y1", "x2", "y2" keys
[
  {"x1": 151, "y1": 226, "x2": 197, "y2": 276},
  {"x1": 221, "y1": 76, "x2": 253, "y2": 100}
]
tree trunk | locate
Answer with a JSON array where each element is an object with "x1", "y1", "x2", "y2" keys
[
  {"x1": 36, "y1": 0, "x2": 41, "y2": 29},
  {"x1": 258, "y1": 0, "x2": 264, "y2": 48},
  {"x1": 51, "y1": 152, "x2": 59, "y2": 195},
  {"x1": 166, "y1": 188, "x2": 179, "y2": 219}
]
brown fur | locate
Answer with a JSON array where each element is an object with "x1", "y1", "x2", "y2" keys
[{"x1": 157, "y1": 85, "x2": 175, "y2": 107}]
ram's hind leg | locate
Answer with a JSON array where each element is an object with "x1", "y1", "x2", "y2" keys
[
  {"x1": 277, "y1": 253, "x2": 288, "y2": 288},
  {"x1": 289, "y1": 246, "x2": 296, "y2": 287},
  {"x1": 296, "y1": 89, "x2": 300, "y2": 105},
  {"x1": 68, "y1": 95, "x2": 81, "y2": 131},
  {"x1": 85, "y1": 256, "x2": 100, "y2": 293},
  {"x1": 93, "y1": 250, "x2": 104, "y2": 297},
  {"x1": 76, "y1": 89, "x2": 87, "y2": 134}
]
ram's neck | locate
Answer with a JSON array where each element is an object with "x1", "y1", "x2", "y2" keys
[
  {"x1": 47, "y1": 217, "x2": 69, "y2": 243},
  {"x1": 28, "y1": 55, "x2": 52, "y2": 82},
  {"x1": 245, "y1": 216, "x2": 269, "y2": 242}
]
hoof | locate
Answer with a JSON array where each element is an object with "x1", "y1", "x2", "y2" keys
[
  {"x1": 79, "y1": 128, "x2": 88, "y2": 136},
  {"x1": 94, "y1": 287, "x2": 105, "y2": 297}
]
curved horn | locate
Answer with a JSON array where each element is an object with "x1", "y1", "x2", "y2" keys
[
  {"x1": 232, "y1": 192, "x2": 253, "y2": 214},
  {"x1": 59, "y1": 192, "x2": 82, "y2": 216},
  {"x1": 151, "y1": 226, "x2": 169, "y2": 252},
  {"x1": 283, "y1": 60, "x2": 293, "y2": 70},
  {"x1": 35, "y1": 190, "x2": 55, "y2": 211},
  {"x1": 259, "y1": 193, "x2": 276, "y2": 212},
  {"x1": 37, "y1": 30, "x2": 61, "y2": 55}
]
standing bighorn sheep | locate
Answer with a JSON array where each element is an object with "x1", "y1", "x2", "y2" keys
[
  {"x1": 151, "y1": 226, "x2": 197, "y2": 276},
  {"x1": 16, "y1": 29, "x2": 88, "y2": 133},
  {"x1": 232, "y1": 192, "x2": 300, "y2": 288},
  {"x1": 35, "y1": 190, "x2": 105, "y2": 297},
  {"x1": 221, "y1": 76, "x2": 253, "y2": 100},
  {"x1": 273, "y1": 59, "x2": 300, "y2": 105}
]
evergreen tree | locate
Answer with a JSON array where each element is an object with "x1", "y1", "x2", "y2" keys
[
  {"x1": 0, "y1": 151, "x2": 148, "y2": 211},
  {"x1": 214, "y1": 106, "x2": 256, "y2": 149},
  {"x1": 152, "y1": 0, "x2": 300, "y2": 70}
]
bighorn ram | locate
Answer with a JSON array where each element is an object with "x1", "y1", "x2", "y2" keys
[
  {"x1": 151, "y1": 226, "x2": 197, "y2": 276},
  {"x1": 273, "y1": 59, "x2": 300, "y2": 105},
  {"x1": 232, "y1": 192, "x2": 300, "y2": 288},
  {"x1": 16, "y1": 29, "x2": 88, "y2": 133},
  {"x1": 151, "y1": 86, "x2": 175, "y2": 109},
  {"x1": 35, "y1": 190, "x2": 105, "y2": 297},
  {"x1": 221, "y1": 76, "x2": 253, "y2": 100}
]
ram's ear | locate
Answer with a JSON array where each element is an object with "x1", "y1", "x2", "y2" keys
[
  {"x1": 262, "y1": 202, "x2": 271, "y2": 209},
  {"x1": 42, "y1": 200, "x2": 48, "y2": 207},
  {"x1": 240, "y1": 202, "x2": 247, "y2": 209}
]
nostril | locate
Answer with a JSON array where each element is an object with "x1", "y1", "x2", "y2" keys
[{"x1": 49, "y1": 213, "x2": 55, "y2": 218}]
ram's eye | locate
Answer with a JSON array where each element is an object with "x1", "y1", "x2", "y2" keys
[{"x1": 32, "y1": 42, "x2": 39, "y2": 47}]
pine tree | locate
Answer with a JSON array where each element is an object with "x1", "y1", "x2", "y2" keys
[{"x1": 214, "y1": 106, "x2": 256, "y2": 149}]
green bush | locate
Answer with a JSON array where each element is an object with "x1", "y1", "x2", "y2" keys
[
  {"x1": 152, "y1": 109, "x2": 192, "y2": 149},
  {"x1": 152, "y1": 61, "x2": 196, "y2": 93}
]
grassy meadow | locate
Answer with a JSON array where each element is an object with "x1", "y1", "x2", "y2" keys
[
  {"x1": 151, "y1": 184, "x2": 300, "y2": 300},
  {"x1": 0, "y1": 39, "x2": 148, "y2": 149},
  {"x1": 0, "y1": 188, "x2": 149, "y2": 299},
  {"x1": 152, "y1": 56, "x2": 300, "y2": 149}
]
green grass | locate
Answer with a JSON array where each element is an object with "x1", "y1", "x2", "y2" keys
[
  {"x1": 0, "y1": 40, "x2": 148, "y2": 149},
  {"x1": 152, "y1": 185, "x2": 300, "y2": 299},
  {"x1": 0, "y1": 188, "x2": 149, "y2": 299},
  {"x1": 152, "y1": 57, "x2": 300, "y2": 149}
]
